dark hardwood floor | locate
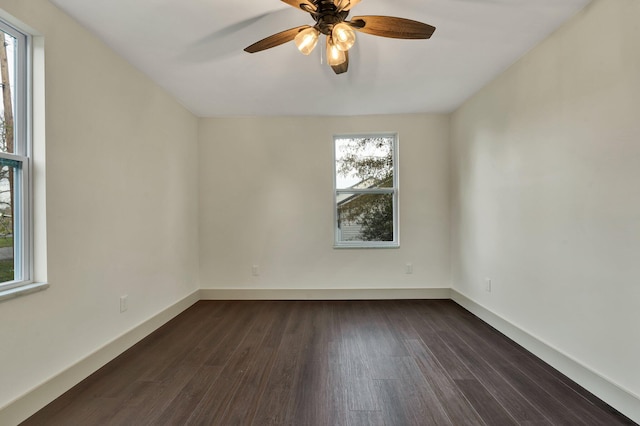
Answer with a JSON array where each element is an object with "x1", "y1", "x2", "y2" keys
[{"x1": 22, "y1": 300, "x2": 635, "y2": 425}]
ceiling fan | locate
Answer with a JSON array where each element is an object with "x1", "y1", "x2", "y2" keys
[{"x1": 244, "y1": 0, "x2": 436, "y2": 74}]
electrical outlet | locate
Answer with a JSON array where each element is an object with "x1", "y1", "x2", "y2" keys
[
  {"x1": 251, "y1": 265, "x2": 259, "y2": 276},
  {"x1": 405, "y1": 263, "x2": 413, "y2": 274},
  {"x1": 485, "y1": 278, "x2": 492, "y2": 292},
  {"x1": 120, "y1": 295, "x2": 128, "y2": 312}
]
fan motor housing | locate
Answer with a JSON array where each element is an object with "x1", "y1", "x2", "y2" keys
[{"x1": 312, "y1": 0, "x2": 349, "y2": 35}]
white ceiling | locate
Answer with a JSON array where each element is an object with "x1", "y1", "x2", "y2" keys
[{"x1": 50, "y1": 0, "x2": 590, "y2": 117}]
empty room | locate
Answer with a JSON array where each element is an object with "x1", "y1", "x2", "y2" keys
[{"x1": 0, "y1": 0, "x2": 638, "y2": 424}]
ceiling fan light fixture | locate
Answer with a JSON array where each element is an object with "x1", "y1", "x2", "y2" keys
[
  {"x1": 332, "y1": 22, "x2": 356, "y2": 51},
  {"x1": 326, "y1": 37, "x2": 347, "y2": 67},
  {"x1": 295, "y1": 27, "x2": 319, "y2": 55},
  {"x1": 244, "y1": 0, "x2": 436, "y2": 75}
]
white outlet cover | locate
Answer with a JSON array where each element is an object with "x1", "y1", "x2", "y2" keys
[{"x1": 120, "y1": 295, "x2": 128, "y2": 312}]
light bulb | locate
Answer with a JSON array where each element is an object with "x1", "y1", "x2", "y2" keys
[
  {"x1": 295, "y1": 27, "x2": 319, "y2": 55},
  {"x1": 326, "y1": 37, "x2": 346, "y2": 66},
  {"x1": 332, "y1": 23, "x2": 356, "y2": 51},
  {"x1": 332, "y1": 23, "x2": 356, "y2": 52}
]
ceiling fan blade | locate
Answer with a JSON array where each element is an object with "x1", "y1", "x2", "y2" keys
[
  {"x1": 350, "y1": 16, "x2": 436, "y2": 39},
  {"x1": 334, "y1": 0, "x2": 360, "y2": 11},
  {"x1": 343, "y1": 0, "x2": 361, "y2": 11},
  {"x1": 331, "y1": 51, "x2": 349, "y2": 74},
  {"x1": 281, "y1": 0, "x2": 317, "y2": 13},
  {"x1": 244, "y1": 25, "x2": 311, "y2": 53}
]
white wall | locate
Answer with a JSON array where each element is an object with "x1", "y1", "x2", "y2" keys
[
  {"x1": 199, "y1": 114, "x2": 450, "y2": 292},
  {"x1": 0, "y1": 0, "x2": 199, "y2": 413},
  {"x1": 451, "y1": 0, "x2": 640, "y2": 417}
]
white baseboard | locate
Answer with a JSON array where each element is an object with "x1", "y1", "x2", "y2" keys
[
  {"x1": 200, "y1": 287, "x2": 451, "y2": 300},
  {"x1": 0, "y1": 290, "x2": 201, "y2": 426},
  {"x1": 450, "y1": 289, "x2": 640, "y2": 424}
]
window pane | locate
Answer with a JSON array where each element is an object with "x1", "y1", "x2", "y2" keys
[
  {"x1": 336, "y1": 193, "x2": 394, "y2": 242},
  {"x1": 335, "y1": 136, "x2": 394, "y2": 190},
  {"x1": 0, "y1": 162, "x2": 15, "y2": 283},
  {"x1": 0, "y1": 31, "x2": 17, "y2": 154}
]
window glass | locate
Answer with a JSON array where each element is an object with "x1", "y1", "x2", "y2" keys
[
  {"x1": 0, "y1": 161, "x2": 16, "y2": 282},
  {"x1": 0, "y1": 30, "x2": 16, "y2": 154},
  {"x1": 335, "y1": 136, "x2": 394, "y2": 190},
  {"x1": 334, "y1": 134, "x2": 398, "y2": 248},
  {"x1": 336, "y1": 193, "x2": 394, "y2": 242}
]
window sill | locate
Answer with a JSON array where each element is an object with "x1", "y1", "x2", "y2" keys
[
  {"x1": 334, "y1": 243, "x2": 400, "y2": 249},
  {"x1": 0, "y1": 282, "x2": 49, "y2": 303}
]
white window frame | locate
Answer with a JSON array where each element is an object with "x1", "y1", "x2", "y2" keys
[
  {"x1": 0, "y1": 17, "x2": 36, "y2": 297},
  {"x1": 333, "y1": 133, "x2": 399, "y2": 249}
]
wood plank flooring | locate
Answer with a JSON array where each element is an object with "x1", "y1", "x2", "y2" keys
[{"x1": 21, "y1": 300, "x2": 635, "y2": 425}]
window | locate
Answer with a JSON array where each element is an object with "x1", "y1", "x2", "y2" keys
[
  {"x1": 0, "y1": 18, "x2": 33, "y2": 295},
  {"x1": 334, "y1": 134, "x2": 398, "y2": 248}
]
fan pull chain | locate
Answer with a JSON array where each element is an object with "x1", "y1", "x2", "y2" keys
[{"x1": 320, "y1": 35, "x2": 326, "y2": 65}]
